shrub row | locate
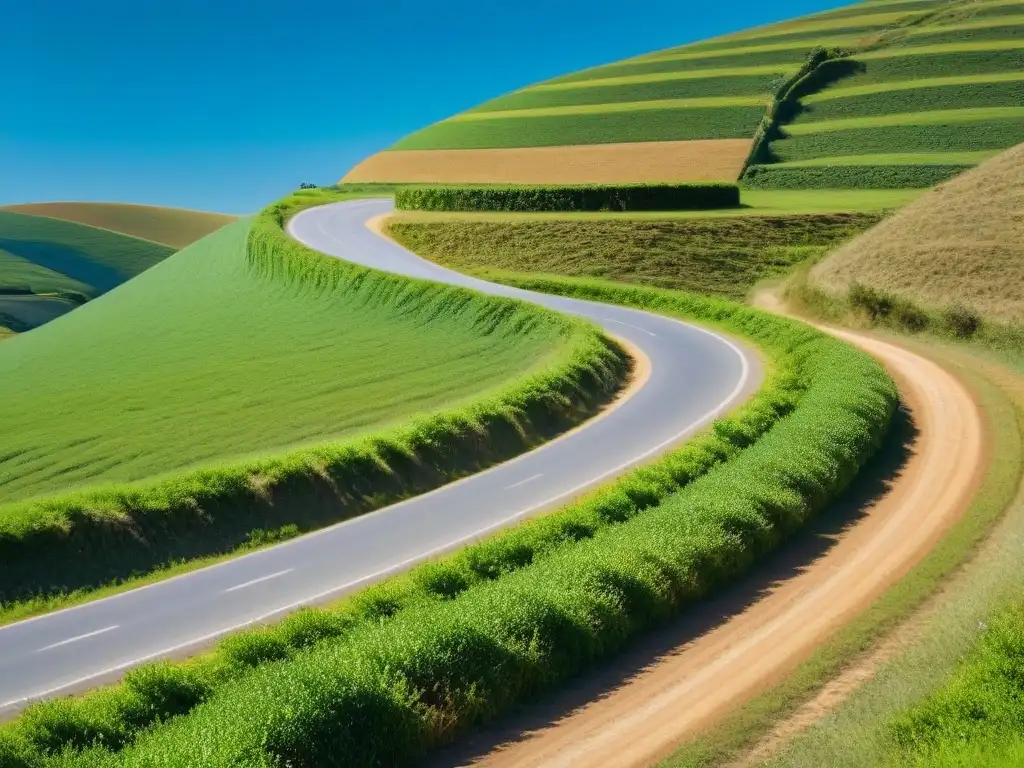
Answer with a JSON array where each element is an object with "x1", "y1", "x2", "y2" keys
[
  {"x1": 394, "y1": 183, "x2": 741, "y2": 213},
  {"x1": 0, "y1": 191, "x2": 628, "y2": 606},
  {"x1": 4, "y1": 276, "x2": 897, "y2": 767},
  {"x1": 742, "y1": 163, "x2": 970, "y2": 188},
  {"x1": 887, "y1": 602, "x2": 1024, "y2": 765}
]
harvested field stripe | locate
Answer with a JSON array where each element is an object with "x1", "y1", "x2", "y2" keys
[
  {"x1": 859, "y1": 38, "x2": 1024, "y2": 58},
  {"x1": 771, "y1": 151, "x2": 1001, "y2": 167},
  {"x1": 449, "y1": 95, "x2": 769, "y2": 121},
  {"x1": 533, "y1": 63, "x2": 794, "y2": 91},
  {"x1": 906, "y1": 14, "x2": 1024, "y2": 35},
  {"x1": 784, "y1": 107, "x2": 1024, "y2": 135},
  {"x1": 804, "y1": 71, "x2": 1024, "y2": 103}
]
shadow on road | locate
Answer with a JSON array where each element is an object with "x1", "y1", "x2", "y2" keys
[{"x1": 429, "y1": 403, "x2": 919, "y2": 767}]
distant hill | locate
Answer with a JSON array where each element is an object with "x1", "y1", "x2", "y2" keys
[
  {"x1": 0, "y1": 202, "x2": 237, "y2": 249},
  {"x1": 811, "y1": 141, "x2": 1024, "y2": 325},
  {"x1": 345, "y1": 0, "x2": 1023, "y2": 186},
  {"x1": 0, "y1": 211, "x2": 174, "y2": 333}
]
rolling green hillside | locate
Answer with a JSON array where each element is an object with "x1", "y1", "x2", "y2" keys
[
  {"x1": 0, "y1": 202, "x2": 238, "y2": 249},
  {"x1": 0, "y1": 211, "x2": 174, "y2": 332},
  {"x1": 0, "y1": 212, "x2": 575, "y2": 504},
  {"x1": 351, "y1": 0, "x2": 1023, "y2": 188}
]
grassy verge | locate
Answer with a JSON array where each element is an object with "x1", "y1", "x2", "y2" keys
[
  {"x1": 661, "y1": 338, "x2": 1023, "y2": 767},
  {"x1": 0, "y1": 190, "x2": 628, "y2": 620},
  {"x1": 0, "y1": 275, "x2": 896, "y2": 767}
]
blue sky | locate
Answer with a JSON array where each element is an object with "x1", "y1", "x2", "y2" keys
[{"x1": 1, "y1": 0, "x2": 849, "y2": 213}]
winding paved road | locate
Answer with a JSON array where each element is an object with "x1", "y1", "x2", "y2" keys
[{"x1": 0, "y1": 199, "x2": 759, "y2": 715}]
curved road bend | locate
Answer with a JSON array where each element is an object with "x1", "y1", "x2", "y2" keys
[{"x1": 0, "y1": 199, "x2": 760, "y2": 715}]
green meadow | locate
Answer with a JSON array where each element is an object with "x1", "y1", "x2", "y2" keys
[{"x1": 0, "y1": 214, "x2": 571, "y2": 504}]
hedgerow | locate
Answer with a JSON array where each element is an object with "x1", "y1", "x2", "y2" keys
[
  {"x1": 5, "y1": 275, "x2": 897, "y2": 767},
  {"x1": 395, "y1": 183, "x2": 741, "y2": 213},
  {"x1": 0, "y1": 191, "x2": 628, "y2": 607},
  {"x1": 742, "y1": 162, "x2": 970, "y2": 188}
]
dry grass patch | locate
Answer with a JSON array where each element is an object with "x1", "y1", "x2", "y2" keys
[
  {"x1": 811, "y1": 142, "x2": 1024, "y2": 325},
  {"x1": 0, "y1": 202, "x2": 238, "y2": 249},
  {"x1": 341, "y1": 139, "x2": 752, "y2": 185}
]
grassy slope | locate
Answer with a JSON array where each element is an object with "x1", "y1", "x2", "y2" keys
[
  {"x1": 386, "y1": 213, "x2": 881, "y2": 301},
  {"x1": 0, "y1": 211, "x2": 173, "y2": 297},
  {"x1": 810, "y1": 142, "x2": 1024, "y2": 325},
  {"x1": 0, "y1": 217, "x2": 568, "y2": 504},
  {"x1": 0, "y1": 202, "x2": 238, "y2": 249}
]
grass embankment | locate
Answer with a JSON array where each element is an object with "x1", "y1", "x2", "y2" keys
[
  {"x1": 0, "y1": 274, "x2": 897, "y2": 768},
  {"x1": 0, "y1": 211, "x2": 173, "y2": 330},
  {"x1": 386, "y1": 211, "x2": 881, "y2": 301},
  {"x1": 794, "y1": 142, "x2": 1024, "y2": 351},
  {"x1": 394, "y1": 183, "x2": 740, "y2": 212},
  {"x1": 0, "y1": 202, "x2": 237, "y2": 250},
  {"x1": 0, "y1": 189, "x2": 626, "y2": 617}
]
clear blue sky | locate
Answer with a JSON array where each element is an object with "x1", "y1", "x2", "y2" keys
[{"x1": 1, "y1": 0, "x2": 849, "y2": 214}]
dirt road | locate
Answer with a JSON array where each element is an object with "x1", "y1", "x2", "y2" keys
[{"x1": 448, "y1": 323, "x2": 985, "y2": 768}]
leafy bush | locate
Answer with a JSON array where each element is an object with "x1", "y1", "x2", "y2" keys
[
  {"x1": 942, "y1": 303, "x2": 982, "y2": 338},
  {"x1": 742, "y1": 163, "x2": 970, "y2": 188},
  {"x1": 395, "y1": 183, "x2": 741, "y2": 212},
  {"x1": 25, "y1": 276, "x2": 895, "y2": 766}
]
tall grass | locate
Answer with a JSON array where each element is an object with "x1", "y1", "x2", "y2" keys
[
  {"x1": 0, "y1": 190, "x2": 627, "y2": 610},
  {"x1": 0, "y1": 275, "x2": 897, "y2": 767}
]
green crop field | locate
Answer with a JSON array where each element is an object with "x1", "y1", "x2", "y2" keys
[
  {"x1": 351, "y1": 0, "x2": 1023, "y2": 189},
  {"x1": 0, "y1": 215, "x2": 572, "y2": 504},
  {"x1": 0, "y1": 211, "x2": 175, "y2": 331},
  {"x1": 0, "y1": 202, "x2": 237, "y2": 249}
]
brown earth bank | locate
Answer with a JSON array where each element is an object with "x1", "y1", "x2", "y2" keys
[
  {"x1": 430, "y1": 322, "x2": 985, "y2": 768},
  {"x1": 341, "y1": 139, "x2": 752, "y2": 185}
]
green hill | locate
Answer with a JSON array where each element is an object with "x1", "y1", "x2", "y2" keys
[
  {"x1": 0, "y1": 203, "x2": 581, "y2": 504},
  {"x1": 0, "y1": 211, "x2": 174, "y2": 333},
  {"x1": 345, "y1": 0, "x2": 1023, "y2": 186},
  {"x1": 0, "y1": 202, "x2": 238, "y2": 249}
]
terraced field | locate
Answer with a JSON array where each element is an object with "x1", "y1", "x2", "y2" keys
[
  {"x1": 346, "y1": 0, "x2": 1024, "y2": 186},
  {"x1": 0, "y1": 211, "x2": 174, "y2": 331}
]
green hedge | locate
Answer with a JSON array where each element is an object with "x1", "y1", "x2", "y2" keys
[
  {"x1": 742, "y1": 163, "x2": 971, "y2": 188},
  {"x1": 4, "y1": 275, "x2": 897, "y2": 767},
  {"x1": 394, "y1": 183, "x2": 741, "y2": 212},
  {"x1": 0, "y1": 192, "x2": 627, "y2": 607}
]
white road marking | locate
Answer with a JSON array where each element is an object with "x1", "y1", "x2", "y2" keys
[
  {"x1": 36, "y1": 626, "x2": 118, "y2": 653},
  {"x1": 223, "y1": 569, "x2": 294, "y2": 594},
  {"x1": 505, "y1": 473, "x2": 543, "y2": 490},
  {"x1": 603, "y1": 318, "x2": 657, "y2": 337}
]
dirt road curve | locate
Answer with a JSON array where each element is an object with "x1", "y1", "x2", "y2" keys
[{"x1": 463, "y1": 326, "x2": 985, "y2": 768}]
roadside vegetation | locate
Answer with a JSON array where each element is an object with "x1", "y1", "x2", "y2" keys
[
  {"x1": 0, "y1": 273, "x2": 896, "y2": 768},
  {"x1": 0, "y1": 202, "x2": 237, "y2": 250},
  {"x1": 0, "y1": 189, "x2": 626, "y2": 619},
  {"x1": 394, "y1": 183, "x2": 740, "y2": 212}
]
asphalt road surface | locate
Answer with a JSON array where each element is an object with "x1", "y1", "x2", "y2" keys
[{"x1": 0, "y1": 199, "x2": 759, "y2": 715}]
